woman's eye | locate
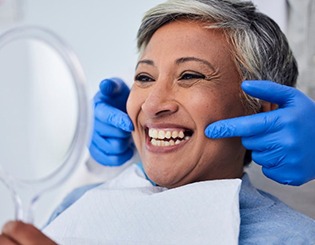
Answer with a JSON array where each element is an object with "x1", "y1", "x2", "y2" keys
[
  {"x1": 180, "y1": 73, "x2": 205, "y2": 80},
  {"x1": 134, "y1": 74, "x2": 155, "y2": 83}
]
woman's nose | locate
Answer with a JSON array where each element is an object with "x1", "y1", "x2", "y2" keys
[{"x1": 141, "y1": 83, "x2": 179, "y2": 118}]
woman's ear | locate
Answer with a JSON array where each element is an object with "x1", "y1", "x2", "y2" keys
[{"x1": 260, "y1": 101, "x2": 278, "y2": 112}]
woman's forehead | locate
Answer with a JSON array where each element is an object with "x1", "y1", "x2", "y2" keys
[{"x1": 139, "y1": 20, "x2": 231, "y2": 63}]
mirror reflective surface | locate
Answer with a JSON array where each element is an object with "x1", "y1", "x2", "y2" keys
[
  {"x1": 0, "y1": 38, "x2": 78, "y2": 181},
  {"x1": 0, "y1": 26, "x2": 90, "y2": 224}
]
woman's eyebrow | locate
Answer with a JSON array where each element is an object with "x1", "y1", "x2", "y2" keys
[
  {"x1": 135, "y1": 57, "x2": 215, "y2": 71},
  {"x1": 135, "y1": 59, "x2": 155, "y2": 69},
  {"x1": 176, "y1": 57, "x2": 216, "y2": 71}
]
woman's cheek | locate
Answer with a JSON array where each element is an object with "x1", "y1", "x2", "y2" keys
[{"x1": 126, "y1": 91, "x2": 136, "y2": 123}]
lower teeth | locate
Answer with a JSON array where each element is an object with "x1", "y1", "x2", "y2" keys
[{"x1": 150, "y1": 138, "x2": 188, "y2": 146}]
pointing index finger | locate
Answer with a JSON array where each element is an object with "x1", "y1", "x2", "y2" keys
[
  {"x1": 242, "y1": 80, "x2": 297, "y2": 107},
  {"x1": 205, "y1": 111, "x2": 280, "y2": 138},
  {"x1": 205, "y1": 80, "x2": 297, "y2": 139}
]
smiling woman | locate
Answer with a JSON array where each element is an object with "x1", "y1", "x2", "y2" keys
[
  {"x1": 1, "y1": 0, "x2": 315, "y2": 244},
  {"x1": 128, "y1": 20, "x2": 246, "y2": 188},
  {"x1": 45, "y1": 0, "x2": 315, "y2": 243}
]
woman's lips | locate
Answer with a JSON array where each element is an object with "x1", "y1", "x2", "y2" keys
[{"x1": 145, "y1": 127, "x2": 193, "y2": 153}]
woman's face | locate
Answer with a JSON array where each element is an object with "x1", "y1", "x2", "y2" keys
[{"x1": 127, "y1": 20, "x2": 247, "y2": 188}]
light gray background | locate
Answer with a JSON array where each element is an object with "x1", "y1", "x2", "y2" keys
[{"x1": 0, "y1": 0, "x2": 314, "y2": 228}]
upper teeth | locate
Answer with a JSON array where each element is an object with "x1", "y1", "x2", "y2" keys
[
  {"x1": 148, "y1": 128, "x2": 191, "y2": 147},
  {"x1": 149, "y1": 128, "x2": 186, "y2": 140}
]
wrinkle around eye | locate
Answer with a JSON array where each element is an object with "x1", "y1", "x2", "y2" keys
[
  {"x1": 177, "y1": 71, "x2": 206, "y2": 88},
  {"x1": 178, "y1": 73, "x2": 221, "y2": 88},
  {"x1": 178, "y1": 78, "x2": 204, "y2": 88}
]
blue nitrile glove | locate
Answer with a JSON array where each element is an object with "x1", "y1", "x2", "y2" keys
[
  {"x1": 205, "y1": 80, "x2": 315, "y2": 186},
  {"x1": 89, "y1": 77, "x2": 134, "y2": 166}
]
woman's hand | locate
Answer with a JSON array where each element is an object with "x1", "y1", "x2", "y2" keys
[{"x1": 0, "y1": 221, "x2": 56, "y2": 245}]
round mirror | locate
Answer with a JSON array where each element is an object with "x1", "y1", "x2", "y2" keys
[{"x1": 0, "y1": 26, "x2": 91, "y2": 223}]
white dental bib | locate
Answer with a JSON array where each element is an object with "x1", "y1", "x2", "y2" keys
[{"x1": 44, "y1": 164, "x2": 241, "y2": 245}]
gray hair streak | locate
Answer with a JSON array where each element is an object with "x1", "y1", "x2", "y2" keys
[{"x1": 137, "y1": 0, "x2": 298, "y2": 112}]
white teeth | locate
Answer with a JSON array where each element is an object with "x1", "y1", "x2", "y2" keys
[
  {"x1": 171, "y1": 131, "x2": 178, "y2": 138},
  {"x1": 149, "y1": 129, "x2": 158, "y2": 138},
  {"x1": 149, "y1": 128, "x2": 187, "y2": 140},
  {"x1": 165, "y1": 131, "x2": 171, "y2": 139},
  {"x1": 175, "y1": 139, "x2": 181, "y2": 145},
  {"x1": 178, "y1": 131, "x2": 184, "y2": 138},
  {"x1": 149, "y1": 128, "x2": 191, "y2": 147},
  {"x1": 158, "y1": 130, "x2": 165, "y2": 139}
]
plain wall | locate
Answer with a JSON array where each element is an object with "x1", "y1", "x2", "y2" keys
[
  {"x1": 0, "y1": 0, "x2": 165, "y2": 227},
  {"x1": 0, "y1": 0, "x2": 314, "y2": 228}
]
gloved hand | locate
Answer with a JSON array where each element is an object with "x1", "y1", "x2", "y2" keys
[
  {"x1": 89, "y1": 78, "x2": 134, "y2": 166},
  {"x1": 205, "y1": 80, "x2": 315, "y2": 186}
]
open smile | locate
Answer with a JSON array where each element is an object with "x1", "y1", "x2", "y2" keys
[{"x1": 146, "y1": 127, "x2": 193, "y2": 148}]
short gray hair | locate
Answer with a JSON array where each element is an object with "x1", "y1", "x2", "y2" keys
[{"x1": 137, "y1": 0, "x2": 298, "y2": 112}]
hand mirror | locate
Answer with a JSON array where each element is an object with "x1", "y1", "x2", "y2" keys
[{"x1": 0, "y1": 26, "x2": 91, "y2": 224}]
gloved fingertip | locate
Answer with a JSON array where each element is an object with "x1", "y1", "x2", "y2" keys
[
  {"x1": 205, "y1": 123, "x2": 230, "y2": 139},
  {"x1": 120, "y1": 118, "x2": 134, "y2": 132},
  {"x1": 204, "y1": 126, "x2": 217, "y2": 138},
  {"x1": 241, "y1": 79, "x2": 254, "y2": 87},
  {"x1": 242, "y1": 79, "x2": 272, "y2": 87},
  {"x1": 99, "y1": 78, "x2": 123, "y2": 96}
]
